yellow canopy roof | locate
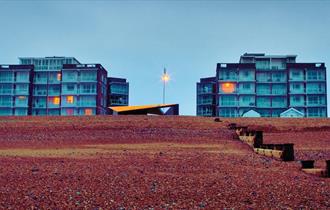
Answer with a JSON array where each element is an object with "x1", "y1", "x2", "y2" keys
[{"x1": 109, "y1": 104, "x2": 177, "y2": 113}]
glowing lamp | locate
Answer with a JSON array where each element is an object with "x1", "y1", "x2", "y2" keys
[
  {"x1": 161, "y1": 73, "x2": 170, "y2": 83},
  {"x1": 221, "y1": 83, "x2": 235, "y2": 93}
]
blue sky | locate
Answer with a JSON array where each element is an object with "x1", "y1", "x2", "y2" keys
[{"x1": 0, "y1": 0, "x2": 329, "y2": 116}]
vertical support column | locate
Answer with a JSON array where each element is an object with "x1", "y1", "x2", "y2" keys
[
  {"x1": 326, "y1": 160, "x2": 330, "y2": 178},
  {"x1": 254, "y1": 131, "x2": 263, "y2": 148},
  {"x1": 282, "y1": 143, "x2": 294, "y2": 161}
]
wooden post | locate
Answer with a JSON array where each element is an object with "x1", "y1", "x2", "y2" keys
[
  {"x1": 254, "y1": 131, "x2": 263, "y2": 148},
  {"x1": 282, "y1": 144, "x2": 294, "y2": 161},
  {"x1": 326, "y1": 160, "x2": 330, "y2": 178}
]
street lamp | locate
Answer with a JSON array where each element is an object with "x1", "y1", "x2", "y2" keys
[{"x1": 161, "y1": 68, "x2": 170, "y2": 104}]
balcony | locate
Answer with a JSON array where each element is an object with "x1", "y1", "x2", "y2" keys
[
  {"x1": 290, "y1": 102, "x2": 305, "y2": 107},
  {"x1": 272, "y1": 89, "x2": 287, "y2": 95},
  {"x1": 0, "y1": 89, "x2": 13, "y2": 95},
  {"x1": 239, "y1": 102, "x2": 255, "y2": 107},
  {"x1": 306, "y1": 89, "x2": 326, "y2": 94},
  {"x1": 33, "y1": 90, "x2": 47, "y2": 96},
  {"x1": 197, "y1": 99, "x2": 214, "y2": 105},
  {"x1": 34, "y1": 78, "x2": 47, "y2": 84},
  {"x1": 289, "y1": 76, "x2": 304, "y2": 81},
  {"x1": 219, "y1": 101, "x2": 238, "y2": 107},
  {"x1": 238, "y1": 77, "x2": 255, "y2": 82},
  {"x1": 306, "y1": 102, "x2": 326, "y2": 107},
  {"x1": 0, "y1": 101, "x2": 13, "y2": 107},
  {"x1": 79, "y1": 102, "x2": 96, "y2": 107},
  {"x1": 0, "y1": 78, "x2": 14, "y2": 83},
  {"x1": 272, "y1": 102, "x2": 287, "y2": 108}
]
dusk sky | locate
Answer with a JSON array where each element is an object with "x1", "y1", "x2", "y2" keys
[{"x1": 0, "y1": 0, "x2": 329, "y2": 116}]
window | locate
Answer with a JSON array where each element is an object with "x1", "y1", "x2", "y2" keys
[
  {"x1": 307, "y1": 70, "x2": 325, "y2": 81},
  {"x1": 256, "y1": 97, "x2": 271, "y2": 107},
  {"x1": 62, "y1": 71, "x2": 77, "y2": 81},
  {"x1": 256, "y1": 60, "x2": 270, "y2": 70},
  {"x1": 220, "y1": 83, "x2": 236, "y2": 93},
  {"x1": 307, "y1": 108, "x2": 326, "y2": 117},
  {"x1": 66, "y1": 96, "x2": 74, "y2": 104},
  {"x1": 219, "y1": 108, "x2": 237, "y2": 117},
  {"x1": 293, "y1": 96, "x2": 300, "y2": 102},
  {"x1": 0, "y1": 96, "x2": 13, "y2": 106},
  {"x1": 80, "y1": 84, "x2": 96, "y2": 94},
  {"x1": 0, "y1": 72, "x2": 13, "y2": 82},
  {"x1": 80, "y1": 71, "x2": 97, "y2": 81},
  {"x1": 0, "y1": 84, "x2": 13, "y2": 94},
  {"x1": 15, "y1": 96, "x2": 28, "y2": 107},
  {"x1": 15, "y1": 71, "x2": 29, "y2": 82},
  {"x1": 219, "y1": 70, "x2": 237, "y2": 80},
  {"x1": 242, "y1": 83, "x2": 251, "y2": 89},
  {"x1": 197, "y1": 106, "x2": 213, "y2": 116},
  {"x1": 57, "y1": 73, "x2": 61, "y2": 81},
  {"x1": 66, "y1": 108, "x2": 74, "y2": 116},
  {"x1": 49, "y1": 96, "x2": 60, "y2": 105},
  {"x1": 67, "y1": 84, "x2": 75, "y2": 91},
  {"x1": 220, "y1": 95, "x2": 237, "y2": 106},
  {"x1": 84, "y1": 108, "x2": 93, "y2": 116},
  {"x1": 256, "y1": 84, "x2": 271, "y2": 94},
  {"x1": 256, "y1": 72, "x2": 271, "y2": 82}
]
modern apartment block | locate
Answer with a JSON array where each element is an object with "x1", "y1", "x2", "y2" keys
[
  {"x1": 0, "y1": 57, "x2": 129, "y2": 116},
  {"x1": 61, "y1": 64, "x2": 108, "y2": 116},
  {"x1": 197, "y1": 53, "x2": 327, "y2": 118},
  {"x1": 0, "y1": 65, "x2": 34, "y2": 116},
  {"x1": 108, "y1": 77, "x2": 129, "y2": 106},
  {"x1": 19, "y1": 57, "x2": 80, "y2": 116}
]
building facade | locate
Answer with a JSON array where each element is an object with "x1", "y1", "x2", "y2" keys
[
  {"x1": 19, "y1": 57, "x2": 80, "y2": 116},
  {"x1": 197, "y1": 53, "x2": 327, "y2": 117},
  {"x1": 0, "y1": 65, "x2": 34, "y2": 116},
  {"x1": 108, "y1": 77, "x2": 129, "y2": 106},
  {"x1": 0, "y1": 57, "x2": 129, "y2": 116},
  {"x1": 61, "y1": 64, "x2": 108, "y2": 116}
]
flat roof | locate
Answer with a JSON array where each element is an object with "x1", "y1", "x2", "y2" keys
[{"x1": 109, "y1": 104, "x2": 178, "y2": 113}]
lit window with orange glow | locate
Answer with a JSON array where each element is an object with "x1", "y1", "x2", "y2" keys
[
  {"x1": 66, "y1": 96, "x2": 74, "y2": 104},
  {"x1": 57, "y1": 73, "x2": 61, "y2": 81},
  {"x1": 85, "y1": 108, "x2": 92, "y2": 116},
  {"x1": 221, "y1": 83, "x2": 235, "y2": 93},
  {"x1": 53, "y1": 97, "x2": 60, "y2": 105},
  {"x1": 18, "y1": 96, "x2": 26, "y2": 100}
]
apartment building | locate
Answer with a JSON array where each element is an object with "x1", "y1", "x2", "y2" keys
[
  {"x1": 108, "y1": 77, "x2": 129, "y2": 106},
  {"x1": 197, "y1": 53, "x2": 327, "y2": 117},
  {"x1": 0, "y1": 65, "x2": 34, "y2": 116},
  {"x1": 0, "y1": 57, "x2": 129, "y2": 116}
]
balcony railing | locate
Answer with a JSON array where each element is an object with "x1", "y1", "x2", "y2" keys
[
  {"x1": 198, "y1": 100, "x2": 213, "y2": 105},
  {"x1": 290, "y1": 102, "x2": 305, "y2": 106},
  {"x1": 33, "y1": 90, "x2": 47, "y2": 96},
  {"x1": 34, "y1": 78, "x2": 48, "y2": 84},
  {"x1": 272, "y1": 90, "x2": 287, "y2": 95},
  {"x1": 289, "y1": 77, "x2": 304, "y2": 81},
  {"x1": 289, "y1": 89, "x2": 305, "y2": 94},
  {"x1": 272, "y1": 102, "x2": 287, "y2": 108},
  {"x1": 220, "y1": 101, "x2": 238, "y2": 106},
  {"x1": 306, "y1": 102, "x2": 326, "y2": 106},
  {"x1": 239, "y1": 102, "x2": 255, "y2": 106},
  {"x1": 306, "y1": 89, "x2": 325, "y2": 94},
  {"x1": 0, "y1": 90, "x2": 13, "y2": 95}
]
